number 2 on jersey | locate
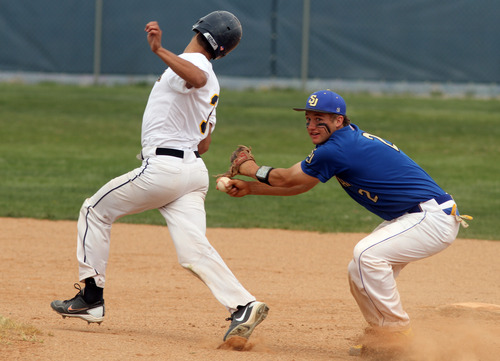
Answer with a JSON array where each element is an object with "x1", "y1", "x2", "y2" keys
[{"x1": 358, "y1": 189, "x2": 378, "y2": 203}]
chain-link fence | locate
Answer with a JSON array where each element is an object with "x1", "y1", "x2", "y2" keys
[{"x1": 1, "y1": 0, "x2": 499, "y2": 95}]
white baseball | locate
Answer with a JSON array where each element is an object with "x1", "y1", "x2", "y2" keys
[{"x1": 217, "y1": 177, "x2": 232, "y2": 193}]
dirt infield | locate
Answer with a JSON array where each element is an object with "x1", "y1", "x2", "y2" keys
[{"x1": 1, "y1": 217, "x2": 499, "y2": 361}]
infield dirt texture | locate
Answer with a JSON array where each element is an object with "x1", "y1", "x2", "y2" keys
[{"x1": 1, "y1": 218, "x2": 499, "y2": 360}]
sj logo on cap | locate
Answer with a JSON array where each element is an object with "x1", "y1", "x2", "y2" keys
[{"x1": 308, "y1": 95, "x2": 319, "y2": 107}]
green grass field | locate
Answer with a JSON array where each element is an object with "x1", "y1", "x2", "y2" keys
[{"x1": 1, "y1": 83, "x2": 499, "y2": 239}]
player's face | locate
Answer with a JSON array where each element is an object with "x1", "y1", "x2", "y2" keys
[{"x1": 305, "y1": 112, "x2": 338, "y2": 145}]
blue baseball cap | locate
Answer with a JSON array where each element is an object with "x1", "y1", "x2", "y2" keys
[{"x1": 293, "y1": 90, "x2": 346, "y2": 116}]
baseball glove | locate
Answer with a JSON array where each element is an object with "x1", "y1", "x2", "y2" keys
[{"x1": 219, "y1": 145, "x2": 255, "y2": 177}]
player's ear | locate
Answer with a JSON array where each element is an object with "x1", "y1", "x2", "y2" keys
[{"x1": 333, "y1": 114, "x2": 344, "y2": 127}]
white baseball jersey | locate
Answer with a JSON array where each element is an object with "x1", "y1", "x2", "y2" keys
[
  {"x1": 141, "y1": 53, "x2": 219, "y2": 152},
  {"x1": 76, "y1": 52, "x2": 255, "y2": 313}
]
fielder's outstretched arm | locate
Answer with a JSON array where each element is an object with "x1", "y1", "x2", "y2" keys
[{"x1": 227, "y1": 162, "x2": 319, "y2": 197}]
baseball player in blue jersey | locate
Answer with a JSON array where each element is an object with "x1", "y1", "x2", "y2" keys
[
  {"x1": 222, "y1": 90, "x2": 471, "y2": 354},
  {"x1": 50, "y1": 11, "x2": 268, "y2": 343}
]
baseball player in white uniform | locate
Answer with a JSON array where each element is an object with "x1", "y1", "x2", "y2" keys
[{"x1": 51, "y1": 11, "x2": 268, "y2": 342}]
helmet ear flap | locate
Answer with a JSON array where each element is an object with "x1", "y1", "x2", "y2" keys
[
  {"x1": 194, "y1": 31, "x2": 217, "y2": 59},
  {"x1": 192, "y1": 11, "x2": 242, "y2": 59}
]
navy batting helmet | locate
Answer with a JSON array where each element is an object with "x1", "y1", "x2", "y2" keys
[{"x1": 192, "y1": 11, "x2": 242, "y2": 59}]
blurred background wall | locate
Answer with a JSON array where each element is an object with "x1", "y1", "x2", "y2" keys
[{"x1": 1, "y1": 0, "x2": 499, "y2": 96}]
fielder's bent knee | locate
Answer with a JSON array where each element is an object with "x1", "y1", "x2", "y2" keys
[
  {"x1": 352, "y1": 242, "x2": 367, "y2": 261},
  {"x1": 347, "y1": 259, "x2": 362, "y2": 285}
]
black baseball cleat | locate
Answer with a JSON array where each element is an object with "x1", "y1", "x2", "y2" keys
[
  {"x1": 223, "y1": 301, "x2": 269, "y2": 341},
  {"x1": 50, "y1": 283, "x2": 105, "y2": 325}
]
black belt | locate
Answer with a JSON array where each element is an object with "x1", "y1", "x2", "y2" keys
[
  {"x1": 407, "y1": 194, "x2": 453, "y2": 213},
  {"x1": 156, "y1": 148, "x2": 200, "y2": 158}
]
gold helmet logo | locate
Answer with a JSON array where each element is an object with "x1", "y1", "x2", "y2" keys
[{"x1": 308, "y1": 95, "x2": 318, "y2": 107}]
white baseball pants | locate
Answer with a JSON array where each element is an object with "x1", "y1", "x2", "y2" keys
[
  {"x1": 347, "y1": 197, "x2": 461, "y2": 329},
  {"x1": 76, "y1": 149, "x2": 255, "y2": 312}
]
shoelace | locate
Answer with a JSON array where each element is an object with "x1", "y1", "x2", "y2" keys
[{"x1": 64, "y1": 283, "x2": 84, "y2": 303}]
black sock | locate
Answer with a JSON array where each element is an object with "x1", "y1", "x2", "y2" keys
[{"x1": 83, "y1": 277, "x2": 104, "y2": 303}]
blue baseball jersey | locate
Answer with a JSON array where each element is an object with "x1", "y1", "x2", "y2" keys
[{"x1": 301, "y1": 124, "x2": 445, "y2": 220}]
